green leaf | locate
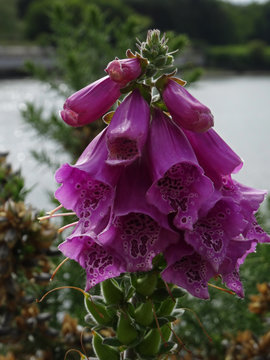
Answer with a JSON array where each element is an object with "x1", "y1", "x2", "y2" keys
[
  {"x1": 171, "y1": 287, "x2": 186, "y2": 299},
  {"x1": 158, "y1": 340, "x2": 175, "y2": 354},
  {"x1": 152, "y1": 316, "x2": 177, "y2": 327},
  {"x1": 103, "y1": 337, "x2": 122, "y2": 347}
]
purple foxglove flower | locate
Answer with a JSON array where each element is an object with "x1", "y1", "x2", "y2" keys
[
  {"x1": 221, "y1": 178, "x2": 270, "y2": 243},
  {"x1": 60, "y1": 76, "x2": 121, "y2": 127},
  {"x1": 55, "y1": 129, "x2": 121, "y2": 237},
  {"x1": 146, "y1": 109, "x2": 213, "y2": 231},
  {"x1": 105, "y1": 58, "x2": 142, "y2": 87},
  {"x1": 162, "y1": 78, "x2": 214, "y2": 133},
  {"x1": 162, "y1": 239, "x2": 215, "y2": 299},
  {"x1": 58, "y1": 235, "x2": 124, "y2": 291},
  {"x1": 183, "y1": 128, "x2": 243, "y2": 187},
  {"x1": 184, "y1": 199, "x2": 246, "y2": 272},
  {"x1": 218, "y1": 236, "x2": 257, "y2": 297},
  {"x1": 106, "y1": 89, "x2": 150, "y2": 166},
  {"x1": 99, "y1": 159, "x2": 178, "y2": 272}
]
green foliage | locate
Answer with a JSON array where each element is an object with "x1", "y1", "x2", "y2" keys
[
  {"x1": 0, "y1": 0, "x2": 22, "y2": 42},
  {"x1": 206, "y1": 42, "x2": 270, "y2": 71},
  {"x1": 0, "y1": 153, "x2": 29, "y2": 203},
  {"x1": 0, "y1": 155, "x2": 92, "y2": 359}
]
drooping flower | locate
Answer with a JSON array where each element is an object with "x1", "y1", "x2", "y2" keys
[
  {"x1": 162, "y1": 78, "x2": 214, "y2": 133},
  {"x1": 58, "y1": 234, "x2": 125, "y2": 291},
  {"x1": 53, "y1": 30, "x2": 270, "y2": 301},
  {"x1": 161, "y1": 237, "x2": 215, "y2": 299},
  {"x1": 61, "y1": 76, "x2": 121, "y2": 127},
  {"x1": 99, "y1": 159, "x2": 178, "y2": 272},
  {"x1": 106, "y1": 89, "x2": 150, "y2": 166},
  {"x1": 55, "y1": 128, "x2": 121, "y2": 237},
  {"x1": 183, "y1": 128, "x2": 243, "y2": 187},
  {"x1": 105, "y1": 58, "x2": 142, "y2": 87},
  {"x1": 146, "y1": 108, "x2": 213, "y2": 231}
]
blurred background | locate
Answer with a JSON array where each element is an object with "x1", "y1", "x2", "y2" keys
[{"x1": 0, "y1": 0, "x2": 270, "y2": 359}]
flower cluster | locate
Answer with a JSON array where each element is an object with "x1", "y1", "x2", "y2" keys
[{"x1": 55, "y1": 31, "x2": 270, "y2": 300}]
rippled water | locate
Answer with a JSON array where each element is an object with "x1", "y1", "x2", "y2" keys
[{"x1": 0, "y1": 75, "x2": 270, "y2": 209}]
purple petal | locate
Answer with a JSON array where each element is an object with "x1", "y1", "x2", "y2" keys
[
  {"x1": 183, "y1": 128, "x2": 243, "y2": 187},
  {"x1": 59, "y1": 236, "x2": 124, "y2": 291},
  {"x1": 106, "y1": 89, "x2": 150, "y2": 166},
  {"x1": 221, "y1": 269, "x2": 244, "y2": 298},
  {"x1": 162, "y1": 250, "x2": 215, "y2": 299},
  {"x1": 99, "y1": 212, "x2": 177, "y2": 272},
  {"x1": 55, "y1": 129, "x2": 121, "y2": 234},
  {"x1": 185, "y1": 199, "x2": 246, "y2": 272},
  {"x1": 61, "y1": 76, "x2": 121, "y2": 127},
  {"x1": 162, "y1": 78, "x2": 214, "y2": 133},
  {"x1": 99, "y1": 159, "x2": 178, "y2": 272},
  {"x1": 221, "y1": 178, "x2": 270, "y2": 243},
  {"x1": 219, "y1": 236, "x2": 257, "y2": 275},
  {"x1": 146, "y1": 109, "x2": 213, "y2": 230}
]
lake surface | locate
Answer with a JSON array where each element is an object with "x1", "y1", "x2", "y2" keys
[{"x1": 0, "y1": 75, "x2": 270, "y2": 209}]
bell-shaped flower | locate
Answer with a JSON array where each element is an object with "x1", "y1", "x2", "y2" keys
[
  {"x1": 61, "y1": 76, "x2": 121, "y2": 127},
  {"x1": 59, "y1": 234, "x2": 125, "y2": 291},
  {"x1": 218, "y1": 236, "x2": 257, "y2": 297},
  {"x1": 105, "y1": 58, "x2": 142, "y2": 87},
  {"x1": 146, "y1": 109, "x2": 213, "y2": 231},
  {"x1": 183, "y1": 128, "x2": 243, "y2": 188},
  {"x1": 55, "y1": 128, "x2": 121, "y2": 238},
  {"x1": 106, "y1": 89, "x2": 150, "y2": 166},
  {"x1": 162, "y1": 78, "x2": 214, "y2": 133},
  {"x1": 161, "y1": 237, "x2": 215, "y2": 299},
  {"x1": 220, "y1": 177, "x2": 270, "y2": 244},
  {"x1": 184, "y1": 199, "x2": 246, "y2": 272},
  {"x1": 99, "y1": 159, "x2": 178, "y2": 272}
]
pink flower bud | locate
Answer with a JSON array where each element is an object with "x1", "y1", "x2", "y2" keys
[
  {"x1": 163, "y1": 78, "x2": 214, "y2": 133},
  {"x1": 61, "y1": 76, "x2": 121, "y2": 127},
  {"x1": 105, "y1": 58, "x2": 142, "y2": 87}
]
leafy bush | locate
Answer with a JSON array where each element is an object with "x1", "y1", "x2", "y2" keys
[{"x1": 206, "y1": 41, "x2": 270, "y2": 71}]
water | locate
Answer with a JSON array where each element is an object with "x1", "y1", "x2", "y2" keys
[{"x1": 0, "y1": 75, "x2": 270, "y2": 209}]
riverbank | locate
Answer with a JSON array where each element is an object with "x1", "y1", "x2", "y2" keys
[{"x1": 0, "y1": 45, "x2": 55, "y2": 77}]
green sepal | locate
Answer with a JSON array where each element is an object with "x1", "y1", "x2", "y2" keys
[
  {"x1": 135, "y1": 83, "x2": 152, "y2": 104},
  {"x1": 155, "y1": 71, "x2": 178, "y2": 92},
  {"x1": 133, "y1": 300, "x2": 154, "y2": 327},
  {"x1": 120, "y1": 81, "x2": 136, "y2": 94},
  {"x1": 102, "y1": 111, "x2": 115, "y2": 125},
  {"x1": 101, "y1": 278, "x2": 124, "y2": 305},
  {"x1": 116, "y1": 312, "x2": 138, "y2": 345},
  {"x1": 84, "y1": 296, "x2": 116, "y2": 326},
  {"x1": 134, "y1": 272, "x2": 158, "y2": 297},
  {"x1": 92, "y1": 331, "x2": 120, "y2": 360},
  {"x1": 136, "y1": 328, "x2": 161, "y2": 357},
  {"x1": 151, "y1": 253, "x2": 167, "y2": 269}
]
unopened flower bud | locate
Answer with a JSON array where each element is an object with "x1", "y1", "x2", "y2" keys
[
  {"x1": 105, "y1": 58, "x2": 142, "y2": 87},
  {"x1": 61, "y1": 76, "x2": 121, "y2": 127},
  {"x1": 162, "y1": 78, "x2": 214, "y2": 133}
]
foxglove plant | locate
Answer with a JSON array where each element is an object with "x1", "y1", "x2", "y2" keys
[{"x1": 41, "y1": 30, "x2": 270, "y2": 359}]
